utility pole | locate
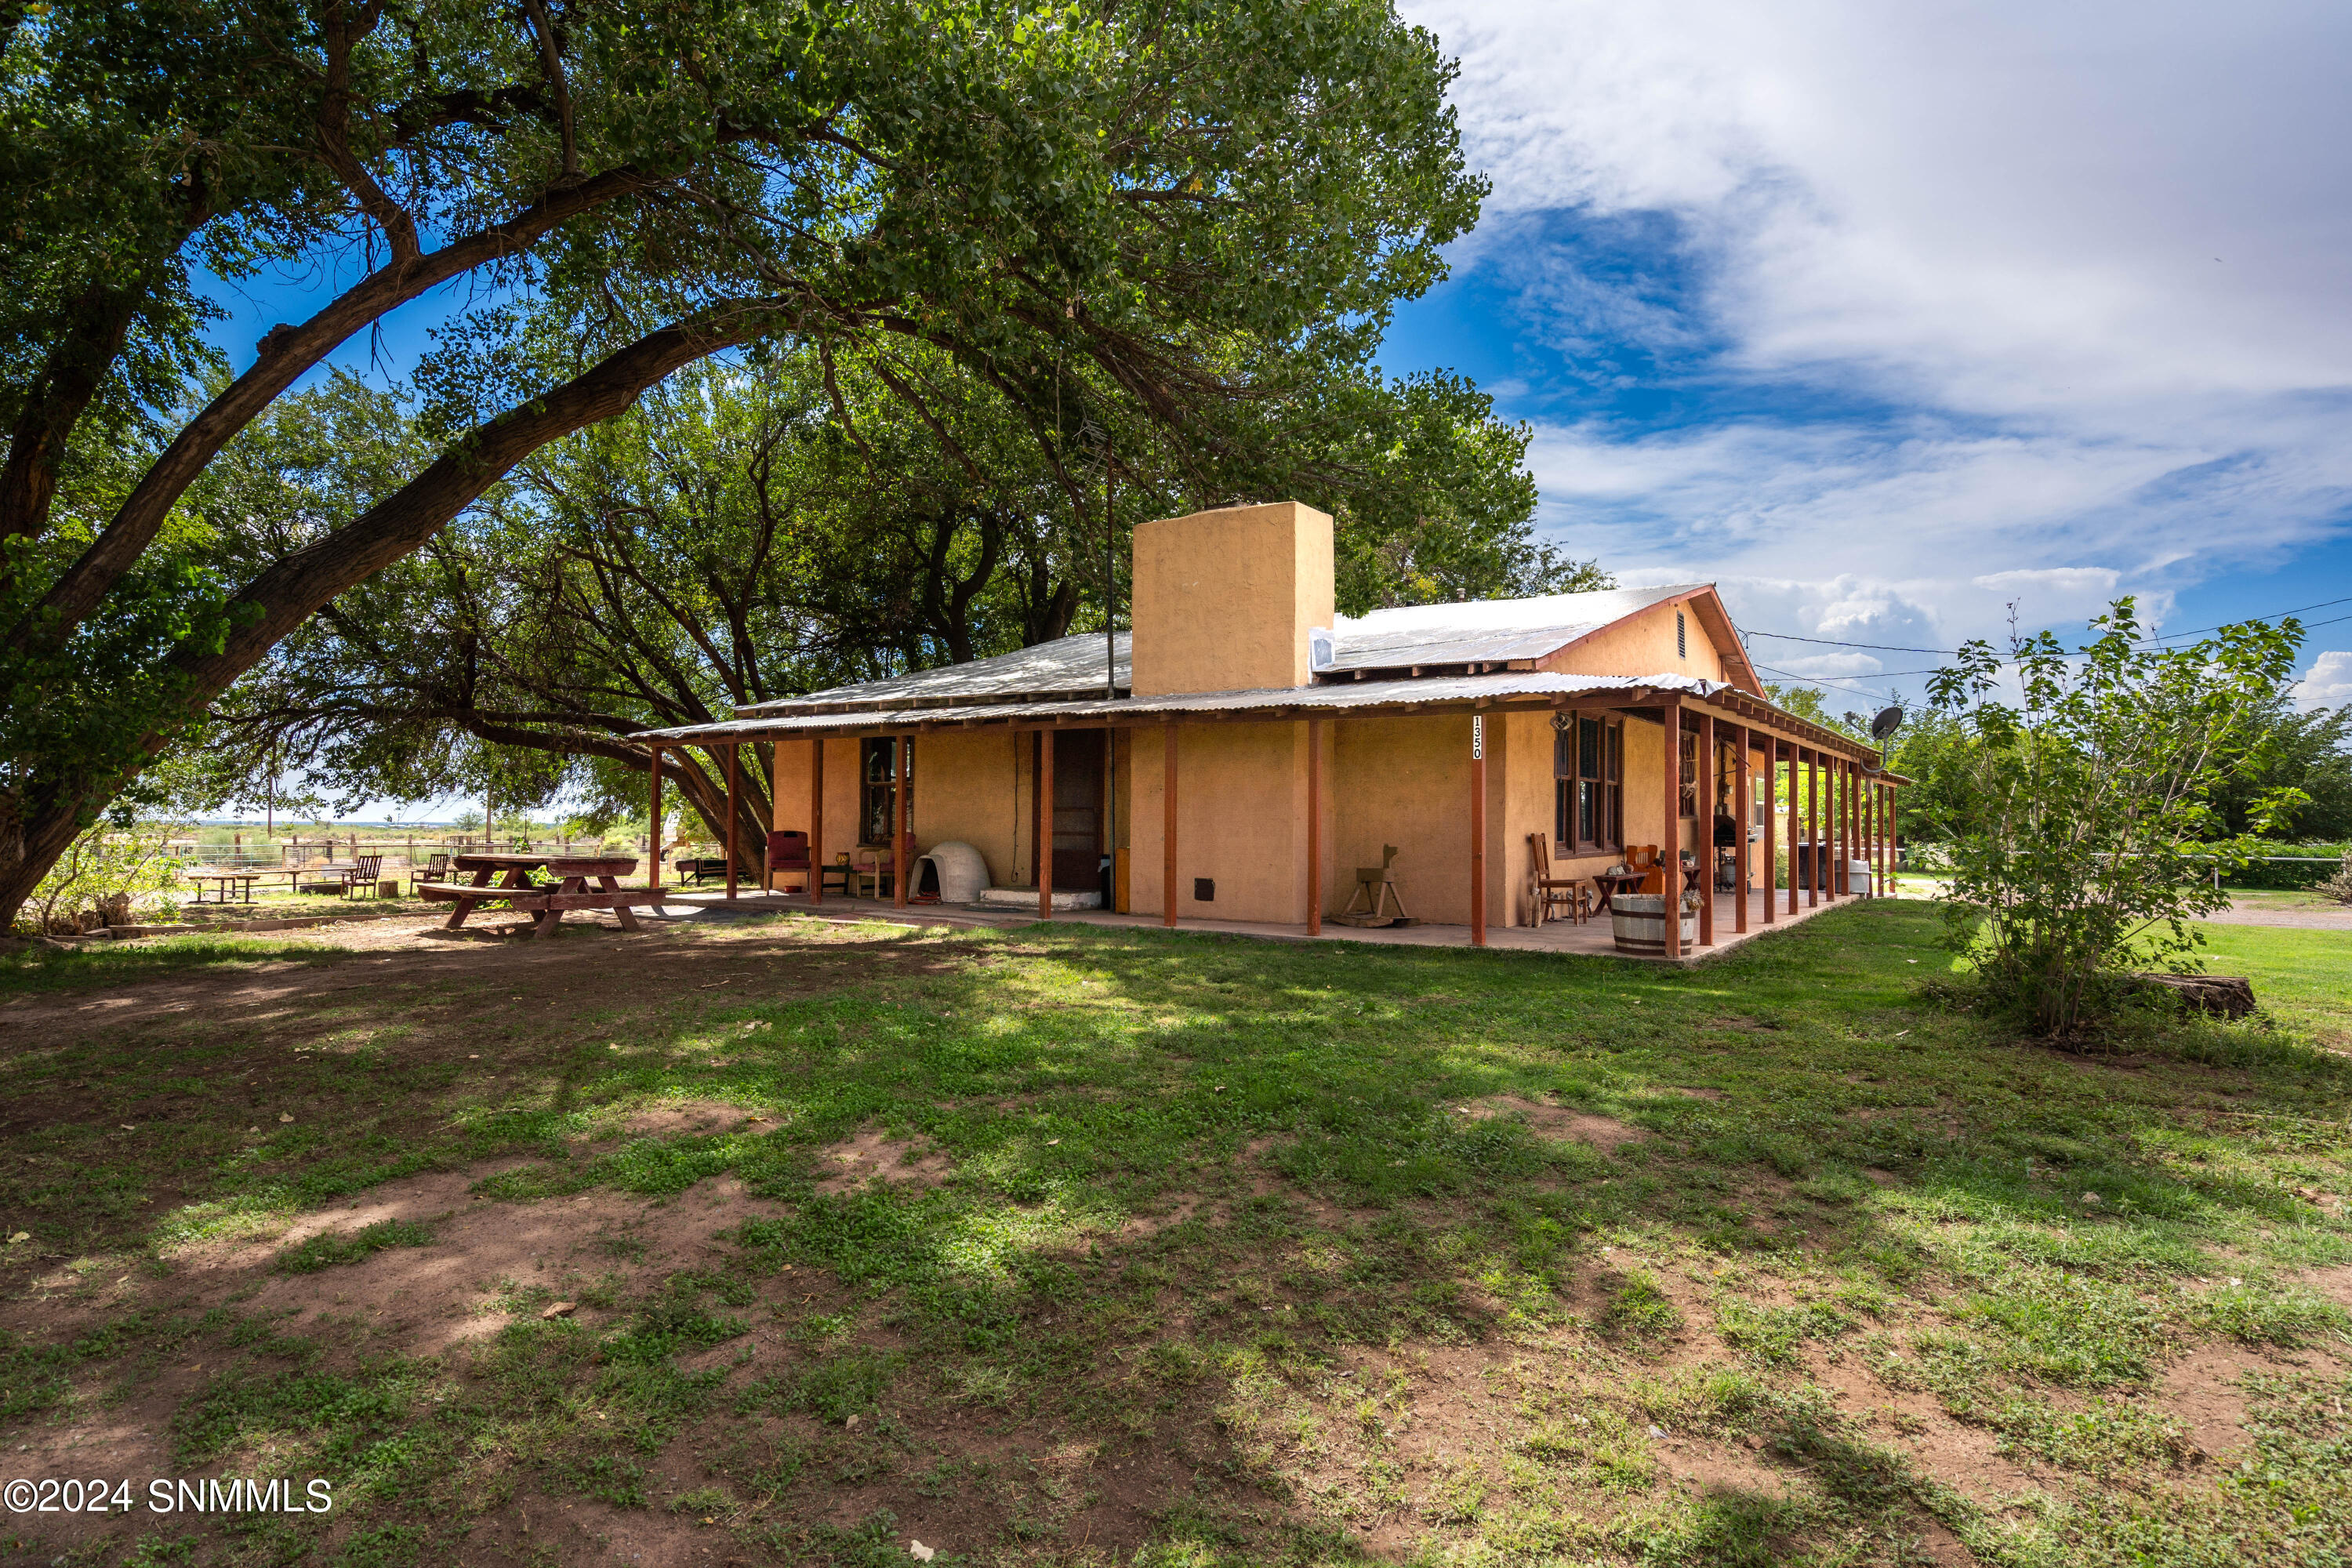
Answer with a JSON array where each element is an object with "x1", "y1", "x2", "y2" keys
[{"x1": 1105, "y1": 431, "x2": 1117, "y2": 700}]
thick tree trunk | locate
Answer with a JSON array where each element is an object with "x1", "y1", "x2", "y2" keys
[
  {"x1": 8, "y1": 169, "x2": 652, "y2": 652},
  {"x1": 0, "y1": 303, "x2": 783, "y2": 928},
  {"x1": 0, "y1": 286, "x2": 146, "y2": 571}
]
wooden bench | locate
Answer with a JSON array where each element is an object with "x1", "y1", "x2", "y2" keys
[{"x1": 419, "y1": 853, "x2": 666, "y2": 938}]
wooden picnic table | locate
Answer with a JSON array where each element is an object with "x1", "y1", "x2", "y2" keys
[
  {"x1": 416, "y1": 852, "x2": 664, "y2": 939},
  {"x1": 190, "y1": 872, "x2": 263, "y2": 904}
]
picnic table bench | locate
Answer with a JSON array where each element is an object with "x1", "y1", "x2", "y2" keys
[
  {"x1": 188, "y1": 869, "x2": 299, "y2": 903},
  {"x1": 416, "y1": 853, "x2": 667, "y2": 938}
]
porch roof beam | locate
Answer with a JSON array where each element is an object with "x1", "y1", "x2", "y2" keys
[{"x1": 637, "y1": 689, "x2": 1886, "y2": 764}]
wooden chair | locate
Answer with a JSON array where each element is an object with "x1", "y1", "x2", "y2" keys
[
  {"x1": 408, "y1": 851, "x2": 449, "y2": 896},
  {"x1": 1527, "y1": 835, "x2": 1588, "y2": 925},
  {"x1": 337, "y1": 854, "x2": 383, "y2": 898},
  {"x1": 1626, "y1": 844, "x2": 1663, "y2": 895}
]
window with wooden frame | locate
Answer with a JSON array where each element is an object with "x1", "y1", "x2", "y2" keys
[
  {"x1": 1679, "y1": 728, "x2": 1699, "y2": 819},
  {"x1": 858, "y1": 738, "x2": 908, "y2": 845},
  {"x1": 1553, "y1": 713, "x2": 1623, "y2": 851}
]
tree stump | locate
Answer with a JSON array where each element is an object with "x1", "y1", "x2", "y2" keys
[{"x1": 2133, "y1": 973, "x2": 2257, "y2": 1019}]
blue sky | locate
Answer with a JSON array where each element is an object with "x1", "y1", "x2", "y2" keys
[
  {"x1": 1381, "y1": 0, "x2": 2352, "y2": 715},
  {"x1": 204, "y1": 1, "x2": 2352, "y2": 818}
]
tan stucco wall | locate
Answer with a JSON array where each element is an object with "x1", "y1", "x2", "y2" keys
[
  {"x1": 768, "y1": 735, "x2": 867, "y2": 885},
  {"x1": 1501, "y1": 710, "x2": 1560, "y2": 925},
  {"x1": 1130, "y1": 501, "x2": 1335, "y2": 696},
  {"x1": 1323, "y1": 714, "x2": 1486, "y2": 927},
  {"x1": 1127, "y1": 721, "x2": 1317, "y2": 923},
  {"x1": 908, "y1": 730, "x2": 1025, "y2": 888},
  {"x1": 1544, "y1": 598, "x2": 1729, "y2": 684}
]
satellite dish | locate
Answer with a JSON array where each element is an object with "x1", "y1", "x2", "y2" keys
[{"x1": 1871, "y1": 706, "x2": 1904, "y2": 742}]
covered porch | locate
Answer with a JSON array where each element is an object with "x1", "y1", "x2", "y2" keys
[
  {"x1": 636, "y1": 678, "x2": 1903, "y2": 964},
  {"x1": 648, "y1": 878, "x2": 1870, "y2": 965}
]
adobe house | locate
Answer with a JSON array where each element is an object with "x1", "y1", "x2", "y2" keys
[{"x1": 633, "y1": 501, "x2": 1897, "y2": 959}]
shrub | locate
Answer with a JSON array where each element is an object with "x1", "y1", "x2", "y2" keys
[{"x1": 1924, "y1": 600, "x2": 2307, "y2": 1036}]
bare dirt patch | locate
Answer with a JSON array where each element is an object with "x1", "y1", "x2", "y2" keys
[
  {"x1": 2155, "y1": 1343, "x2": 2309, "y2": 1461},
  {"x1": 1470, "y1": 1095, "x2": 1648, "y2": 1151},
  {"x1": 812, "y1": 1127, "x2": 954, "y2": 1194},
  {"x1": 2292, "y1": 1264, "x2": 2352, "y2": 1308},
  {"x1": 612, "y1": 1099, "x2": 762, "y2": 1140},
  {"x1": 1806, "y1": 1352, "x2": 2045, "y2": 1501}
]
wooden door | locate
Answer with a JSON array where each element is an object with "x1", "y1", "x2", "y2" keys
[{"x1": 1051, "y1": 729, "x2": 1106, "y2": 892}]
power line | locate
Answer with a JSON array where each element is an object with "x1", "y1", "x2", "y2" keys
[
  {"x1": 1744, "y1": 599, "x2": 2352, "y2": 669},
  {"x1": 1753, "y1": 662, "x2": 1915, "y2": 699},
  {"x1": 1748, "y1": 630, "x2": 1958, "y2": 655}
]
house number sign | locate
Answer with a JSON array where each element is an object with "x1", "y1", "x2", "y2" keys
[{"x1": 1471, "y1": 715, "x2": 1484, "y2": 759}]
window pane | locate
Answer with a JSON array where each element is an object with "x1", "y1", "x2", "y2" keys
[
  {"x1": 1605, "y1": 721, "x2": 1621, "y2": 782},
  {"x1": 1578, "y1": 781, "x2": 1595, "y2": 844},
  {"x1": 1555, "y1": 780, "x2": 1570, "y2": 844},
  {"x1": 1555, "y1": 725, "x2": 1572, "y2": 780},
  {"x1": 1577, "y1": 716, "x2": 1599, "y2": 780}
]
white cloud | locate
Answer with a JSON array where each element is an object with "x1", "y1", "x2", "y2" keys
[
  {"x1": 1400, "y1": 0, "x2": 2352, "y2": 653},
  {"x1": 2296, "y1": 651, "x2": 2352, "y2": 713}
]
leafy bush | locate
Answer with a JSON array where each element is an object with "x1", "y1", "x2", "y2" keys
[
  {"x1": 1924, "y1": 601, "x2": 2307, "y2": 1036},
  {"x1": 20, "y1": 818, "x2": 187, "y2": 935}
]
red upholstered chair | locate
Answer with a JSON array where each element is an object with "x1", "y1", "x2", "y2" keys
[{"x1": 767, "y1": 830, "x2": 811, "y2": 893}]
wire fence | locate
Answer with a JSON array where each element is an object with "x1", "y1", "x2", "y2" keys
[{"x1": 162, "y1": 833, "x2": 723, "y2": 872}]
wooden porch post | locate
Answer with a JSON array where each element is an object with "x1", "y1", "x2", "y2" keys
[
  {"x1": 1865, "y1": 772, "x2": 1877, "y2": 898},
  {"x1": 724, "y1": 743, "x2": 739, "y2": 901},
  {"x1": 1828, "y1": 757, "x2": 1841, "y2": 898},
  {"x1": 1470, "y1": 714, "x2": 1487, "y2": 948},
  {"x1": 1307, "y1": 718, "x2": 1323, "y2": 937},
  {"x1": 894, "y1": 735, "x2": 910, "y2": 909},
  {"x1": 1762, "y1": 737, "x2": 1778, "y2": 924},
  {"x1": 1733, "y1": 724, "x2": 1750, "y2": 934},
  {"x1": 1805, "y1": 747, "x2": 1819, "y2": 909},
  {"x1": 808, "y1": 737, "x2": 824, "y2": 906},
  {"x1": 1697, "y1": 709, "x2": 1716, "y2": 947},
  {"x1": 1839, "y1": 759, "x2": 1853, "y2": 898},
  {"x1": 648, "y1": 746, "x2": 662, "y2": 892},
  {"x1": 1881, "y1": 777, "x2": 1892, "y2": 893},
  {"x1": 1038, "y1": 728, "x2": 1055, "y2": 921},
  {"x1": 1889, "y1": 784, "x2": 1899, "y2": 891},
  {"x1": 1163, "y1": 723, "x2": 1178, "y2": 928},
  {"x1": 1661, "y1": 698, "x2": 1682, "y2": 958}
]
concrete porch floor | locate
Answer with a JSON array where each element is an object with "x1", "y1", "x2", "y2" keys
[{"x1": 650, "y1": 882, "x2": 1871, "y2": 965}]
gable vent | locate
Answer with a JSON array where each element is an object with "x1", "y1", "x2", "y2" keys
[{"x1": 1677, "y1": 610, "x2": 1687, "y2": 659}]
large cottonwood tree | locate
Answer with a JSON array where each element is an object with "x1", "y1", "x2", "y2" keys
[
  {"x1": 202, "y1": 339, "x2": 1596, "y2": 870},
  {"x1": 0, "y1": 0, "x2": 1483, "y2": 924}
]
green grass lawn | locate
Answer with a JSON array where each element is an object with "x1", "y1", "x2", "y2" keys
[{"x1": 0, "y1": 902, "x2": 2346, "y2": 1566}]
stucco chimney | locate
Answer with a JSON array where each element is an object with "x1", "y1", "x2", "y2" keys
[{"x1": 1129, "y1": 501, "x2": 1335, "y2": 696}]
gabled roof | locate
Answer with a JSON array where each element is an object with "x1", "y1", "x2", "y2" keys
[
  {"x1": 1325, "y1": 583, "x2": 1700, "y2": 673},
  {"x1": 731, "y1": 580, "x2": 1760, "y2": 717}
]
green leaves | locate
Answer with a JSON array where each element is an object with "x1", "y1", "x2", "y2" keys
[{"x1": 1926, "y1": 597, "x2": 2311, "y2": 1035}]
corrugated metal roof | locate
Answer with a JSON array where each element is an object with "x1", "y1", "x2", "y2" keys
[
  {"x1": 736, "y1": 631, "x2": 1131, "y2": 715},
  {"x1": 734, "y1": 584, "x2": 1710, "y2": 717},
  {"x1": 636, "y1": 672, "x2": 1722, "y2": 741},
  {"x1": 1323, "y1": 583, "x2": 1700, "y2": 671}
]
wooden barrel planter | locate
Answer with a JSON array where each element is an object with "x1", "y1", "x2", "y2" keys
[{"x1": 1610, "y1": 892, "x2": 1698, "y2": 955}]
